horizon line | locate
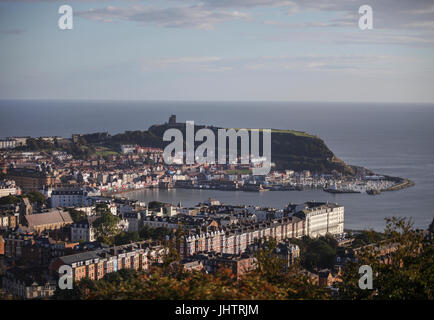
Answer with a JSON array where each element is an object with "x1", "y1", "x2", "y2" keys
[{"x1": 1, "y1": 98, "x2": 434, "y2": 105}]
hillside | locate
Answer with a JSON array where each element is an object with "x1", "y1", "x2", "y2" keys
[{"x1": 103, "y1": 121, "x2": 360, "y2": 175}]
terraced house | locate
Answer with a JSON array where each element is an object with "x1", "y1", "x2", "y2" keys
[
  {"x1": 180, "y1": 216, "x2": 304, "y2": 257},
  {"x1": 180, "y1": 202, "x2": 343, "y2": 257},
  {"x1": 49, "y1": 242, "x2": 167, "y2": 282}
]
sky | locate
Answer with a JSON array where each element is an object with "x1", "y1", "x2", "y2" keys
[{"x1": 0, "y1": 0, "x2": 434, "y2": 103}]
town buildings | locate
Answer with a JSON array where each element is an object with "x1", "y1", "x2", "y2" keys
[
  {"x1": 6, "y1": 168, "x2": 55, "y2": 193},
  {"x1": 183, "y1": 252, "x2": 257, "y2": 280},
  {"x1": 70, "y1": 217, "x2": 97, "y2": 242},
  {"x1": 2, "y1": 266, "x2": 56, "y2": 299},
  {"x1": 178, "y1": 201, "x2": 341, "y2": 258},
  {"x1": 0, "y1": 138, "x2": 27, "y2": 150},
  {"x1": 0, "y1": 235, "x2": 4, "y2": 255},
  {"x1": 49, "y1": 242, "x2": 167, "y2": 282},
  {"x1": 0, "y1": 212, "x2": 19, "y2": 230},
  {"x1": 0, "y1": 179, "x2": 20, "y2": 197},
  {"x1": 23, "y1": 209, "x2": 73, "y2": 233},
  {"x1": 0, "y1": 134, "x2": 354, "y2": 299}
]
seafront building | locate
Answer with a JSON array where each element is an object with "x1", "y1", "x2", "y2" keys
[{"x1": 291, "y1": 201, "x2": 344, "y2": 237}]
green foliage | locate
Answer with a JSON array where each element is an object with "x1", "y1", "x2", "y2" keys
[
  {"x1": 95, "y1": 203, "x2": 111, "y2": 214},
  {"x1": 338, "y1": 217, "x2": 433, "y2": 300},
  {"x1": 24, "y1": 138, "x2": 56, "y2": 151},
  {"x1": 148, "y1": 123, "x2": 351, "y2": 174},
  {"x1": 144, "y1": 157, "x2": 154, "y2": 165},
  {"x1": 53, "y1": 277, "x2": 96, "y2": 300},
  {"x1": 161, "y1": 244, "x2": 181, "y2": 269},
  {"x1": 102, "y1": 268, "x2": 139, "y2": 284},
  {"x1": 114, "y1": 231, "x2": 140, "y2": 245},
  {"x1": 23, "y1": 191, "x2": 46, "y2": 204},
  {"x1": 108, "y1": 130, "x2": 162, "y2": 151},
  {"x1": 290, "y1": 236, "x2": 337, "y2": 272},
  {"x1": 139, "y1": 225, "x2": 171, "y2": 241},
  {"x1": 350, "y1": 229, "x2": 385, "y2": 248},
  {"x1": 304, "y1": 241, "x2": 336, "y2": 271},
  {"x1": 254, "y1": 239, "x2": 285, "y2": 283},
  {"x1": 53, "y1": 264, "x2": 328, "y2": 300},
  {"x1": 148, "y1": 201, "x2": 164, "y2": 210},
  {"x1": 68, "y1": 208, "x2": 88, "y2": 223},
  {"x1": 93, "y1": 212, "x2": 121, "y2": 245},
  {"x1": 0, "y1": 195, "x2": 21, "y2": 206},
  {"x1": 0, "y1": 192, "x2": 46, "y2": 206},
  {"x1": 19, "y1": 137, "x2": 99, "y2": 160}
]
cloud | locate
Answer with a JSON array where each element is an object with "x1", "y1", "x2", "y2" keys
[
  {"x1": 203, "y1": 0, "x2": 434, "y2": 31},
  {"x1": 238, "y1": 54, "x2": 413, "y2": 75},
  {"x1": 4, "y1": 0, "x2": 434, "y2": 47},
  {"x1": 138, "y1": 53, "x2": 430, "y2": 77},
  {"x1": 140, "y1": 56, "x2": 233, "y2": 72},
  {"x1": 77, "y1": 4, "x2": 249, "y2": 29},
  {"x1": 23, "y1": 0, "x2": 433, "y2": 34},
  {"x1": 263, "y1": 20, "x2": 353, "y2": 28},
  {"x1": 201, "y1": 0, "x2": 295, "y2": 8}
]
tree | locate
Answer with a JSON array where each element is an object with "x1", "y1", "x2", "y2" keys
[
  {"x1": 144, "y1": 157, "x2": 154, "y2": 165},
  {"x1": 139, "y1": 225, "x2": 171, "y2": 241},
  {"x1": 0, "y1": 195, "x2": 20, "y2": 206},
  {"x1": 254, "y1": 239, "x2": 285, "y2": 283},
  {"x1": 290, "y1": 236, "x2": 336, "y2": 271},
  {"x1": 303, "y1": 239, "x2": 336, "y2": 271},
  {"x1": 95, "y1": 203, "x2": 111, "y2": 214},
  {"x1": 252, "y1": 239, "x2": 329, "y2": 299},
  {"x1": 24, "y1": 191, "x2": 46, "y2": 204},
  {"x1": 68, "y1": 208, "x2": 88, "y2": 223},
  {"x1": 114, "y1": 231, "x2": 140, "y2": 245},
  {"x1": 93, "y1": 212, "x2": 121, "y2": 245},
  {"x1": 351, "y1": 229, "x2": 385, "y2": 248},
  {"x1": 148, "y1": 201, "x2": 164, "y2": 210},
  {"x1": 338, "y1": 217, "x2": 433, "y2": 300}
]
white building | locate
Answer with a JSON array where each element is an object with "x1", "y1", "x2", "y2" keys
[
  {"x1": 122, "y1": 212, "x2": 142, "y2": 233},
  {"x1": 121, "y1": 145, "x2": 135, "y2": 154},
  {"x1": 148, "y1": 205, "x2": 177, "y2": 217},
  {"x1": 294, "y1": 202, "x2": 344, "y2": 238},
  {"x1": 0, "y1": 186, "x2": 18, "y2": 197},
  {"x1": 50, "y1": 189, "x2": 92, "y2": 208},
  {"x1": 71, "y1": 219, "x2": 95, "y2": 242},
  {"x1": 0, "y1": 139, "x2": 17, "y2": 149},
  {"x1": 75, "y1": 206, "x2": 95, "y2": 216},
  {"x1": 0, "y1": 180, "x2": 19, "y2": 197}
]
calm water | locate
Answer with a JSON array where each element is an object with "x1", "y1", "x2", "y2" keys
[{"x1": 1, "y1": 100, "x2": 433, "y2": 231}]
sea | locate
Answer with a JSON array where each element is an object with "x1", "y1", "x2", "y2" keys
[{"x1": 1, "y1": 99, "x2": 433, "y2": 231}]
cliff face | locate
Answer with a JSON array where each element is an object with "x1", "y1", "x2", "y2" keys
[
  {"x1": 268, "y1": 131, "x2": 355, "y2": 174},
  {"x1": 106, "y1": 122, "x2": 357, "y2": 175}
]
